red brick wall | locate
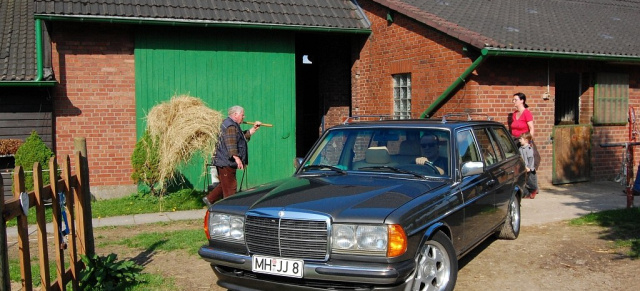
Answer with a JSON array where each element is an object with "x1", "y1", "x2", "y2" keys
[
  {"x1": 353, "y1": 0, "x2": 640, "y2": 186},
  {"x1": 352, "y1": 1, "x2": 469, "y2": 120},
  {"x1": 50, "y1": 22, "x2": 136, "y2": 187}
]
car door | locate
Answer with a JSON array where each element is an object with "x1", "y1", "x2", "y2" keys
[
  {"x1": 473, "y1": 127, "x2": 510, "y2": 230},
  {"x1": 455, "y1": 128, "x2": 496, "y2": 251},
  {"x1": 490, "y1": 126, "x2": 522, "y2": 219}
]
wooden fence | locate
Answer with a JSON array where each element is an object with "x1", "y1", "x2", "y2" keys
[{"x1": 0, "y1": 151, "x2": 94, "y2": 290}]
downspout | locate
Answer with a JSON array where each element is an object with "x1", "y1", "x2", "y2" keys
[
  {"x1": 419, "y1": 47, "x2": 640, "y2": 118},
  {"x1": 0, "y1": 19, "x2": 57, "y2": 87},
  {"x1": 419, "y1": 48, "x2": 489, "y2": 118}
]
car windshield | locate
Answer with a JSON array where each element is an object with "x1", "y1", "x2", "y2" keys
[{"x1": 302, "y1": 128, "x2": 450, "y2": 177}]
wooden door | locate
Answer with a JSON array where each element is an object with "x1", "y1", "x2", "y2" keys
[{"x1": 552, "y1": 125, "x2": 592, "y2": 184}]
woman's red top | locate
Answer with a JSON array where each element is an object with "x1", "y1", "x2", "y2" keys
[{"x1": 511, "y1": 109, "x2": 533, "y2": 137}]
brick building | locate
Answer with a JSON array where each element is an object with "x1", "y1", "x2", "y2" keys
[
  {"x1": 350, "y1": 0, "x2": 640, "y2": 186},
  {"x1": 2, "y1": 0, "x2": 640, "y2": 198}
]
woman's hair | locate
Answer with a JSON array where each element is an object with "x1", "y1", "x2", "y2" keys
[
  {"x1": 514, "y1": 92, "x2": 529, "y2": 108},
  {"x1": 519, "y1": 132, "x2": 532, "y2": 142}
]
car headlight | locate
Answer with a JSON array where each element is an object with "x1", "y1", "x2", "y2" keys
[
  {"x1": 332, "y1": 224, "x2": 407, "y2": 257},
  {"x1": 208, "y1": 213, "x2": 245, "y2": 242}
]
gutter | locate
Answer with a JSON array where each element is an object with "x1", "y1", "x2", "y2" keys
[
  {"x1": 419, "y1": 47, "x2": 640, "y2": 118},
  {"x1": 33, "y1": 15, "x2": 372, "y2": 35},
  {"x1": 0, "y1": 19, "x2": 57, "y2": 87}
]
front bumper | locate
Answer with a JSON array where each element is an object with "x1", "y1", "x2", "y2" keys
[{"x1": 199, "y1": 246, "x2": 416, "y2": 290}]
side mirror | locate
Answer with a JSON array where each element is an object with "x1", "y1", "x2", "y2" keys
[
  {"x1": 293, "y1": 157, "x2": 305, "y2": 170},
  {"x1": 461, "y1": 161, "x2": 484, "y2": 177}
]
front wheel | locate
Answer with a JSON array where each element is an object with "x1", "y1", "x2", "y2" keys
[{"x1": 411, "y1": 231, "x2": 457, "y2": 291}]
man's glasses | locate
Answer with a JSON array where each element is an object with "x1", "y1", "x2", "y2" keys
[{"x1": 421, "y1": 142, "x2": 437, "y2": 148}]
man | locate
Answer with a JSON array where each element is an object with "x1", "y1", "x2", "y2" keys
[
  {"x1": 203, "y1": 106, "x2": 261, "y2": 205},
  {"x1": 415, "y1": 134, "x2": 448, "y2": 175}
]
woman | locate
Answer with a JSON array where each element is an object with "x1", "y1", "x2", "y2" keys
[
  {"x1": 511, "y1": 92, "x2": 534, "y2": 138},
  {"x1": 510, "y1": 92, "x2": 540, "y2": 197}
]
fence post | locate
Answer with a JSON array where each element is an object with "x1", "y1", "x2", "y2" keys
[
  {"x1": 74, "y1": 137, "x2": 95, "y2": 256},
  {"x1": 62, "y1": 156, "x2": 79, "y2": 290},
  {"x1": 33, "y1": 162, "x2": 51, "y2": 288},
  {"x1": 13, "y1": 166, "x2": 32, "y2": 291},
  {"x1": 49, "y1": 157, "x2": 67, "y2": 289},
  {"x1": 0, "y1": 176, "x2": 10, "y2": 291}
]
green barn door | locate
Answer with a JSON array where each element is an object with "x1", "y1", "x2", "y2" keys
[{"x1": 135, "y1": 28, "x2": 296, "y2": 190}]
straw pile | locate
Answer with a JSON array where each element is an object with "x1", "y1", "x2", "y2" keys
[{"x1": 146, "y1": 95, "x2": 223, "y2": 186}]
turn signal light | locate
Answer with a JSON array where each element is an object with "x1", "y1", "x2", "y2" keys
[
  {"x1": 387, "y1": 224, "x2": 407, "y2": 257},
  {"x1": 204, "y1": 211, "x2": 210, "y2": 240}
]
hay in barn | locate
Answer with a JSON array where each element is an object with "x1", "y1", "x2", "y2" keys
[{"x1": 146, "y1": 94, "x2": 223, "y2": 187}]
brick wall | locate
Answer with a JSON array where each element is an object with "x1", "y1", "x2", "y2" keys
[
  {"x1": 353, "y1": 0, "x2": 640, "y2": 186},
  {"x1": 50, "y1": 22, "x2": 136, "y2": 189}
]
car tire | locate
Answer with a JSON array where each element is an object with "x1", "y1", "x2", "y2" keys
[
  {"x1": 496, "y1": 193, "x2": 521, "y2": 240},
  {"x1": 411, "y1": 230, "x2": 457, "y2": 291}
]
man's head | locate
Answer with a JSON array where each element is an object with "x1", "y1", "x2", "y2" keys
[
  {"x1": 420, "y1": 134, "x2": 439, "y2": 160},
  {"x1": 228, "y1": 105, "x2": 245, "y2": 123}
]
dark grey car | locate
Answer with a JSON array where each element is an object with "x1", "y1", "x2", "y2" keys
[{"x1": 199, "y1": 117, "x2": 526, "y2": 291}]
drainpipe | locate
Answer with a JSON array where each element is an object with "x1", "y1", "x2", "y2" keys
[
  {"x1": 420, "y1": 49, "x2": 489, "y2": 118},
  {"x1": 0, "y1": 19, "x2": 57, "y2": 87},
  {"x1": 420, "y1": 47, "x2": 640, "y2": 118}
]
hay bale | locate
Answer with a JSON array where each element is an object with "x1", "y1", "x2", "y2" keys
[{"x1": 146, "y1": 95, "x2": 223, "y2": 186}]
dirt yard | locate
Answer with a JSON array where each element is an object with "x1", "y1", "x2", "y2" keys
[{"x1": 9, "y1": 219, "x2": 640, "y2": 290}]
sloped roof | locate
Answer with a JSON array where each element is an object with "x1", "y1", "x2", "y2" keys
[
  {"x1": 1, "y1": 0, "x2": 38, "y2": 81},
  {"x1": 375, "y1": 0, "x2": 640, "y2": 57},
  {"x1": 1, "y1": 0, "x2": 369, "y2": 82},
  {"x1": 33, "y1": 0, "x2": 370, "y2": 31}
]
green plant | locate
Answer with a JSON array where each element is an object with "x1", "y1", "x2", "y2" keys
[
  {"x1": 14, "y1": 131, "x2": 54, "y2": 191},
  {"x1": 79, "y1": 253, "x2": 145, "y2": 290},
  {"x1": 131, "y1": 130, "x2": 162, "y2": 196}
]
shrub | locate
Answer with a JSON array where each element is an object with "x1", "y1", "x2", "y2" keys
[
  {"x1": 14, "y1": 131, "x2": 54, "y2": 191},
  {"x1": 79, "y1": 253, "x2": 144, "y2": 290},
  {"x1": 131, "y1": 130, "x2": 162, "y2": 196}
]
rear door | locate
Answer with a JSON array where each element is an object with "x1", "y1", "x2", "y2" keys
[{"x1": 486, "y1": 126, "x2": 520, "y2": 223}]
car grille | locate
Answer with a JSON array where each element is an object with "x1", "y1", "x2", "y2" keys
[{"x1": 245, "y1": 215, "x2": 329, "y2": 261}]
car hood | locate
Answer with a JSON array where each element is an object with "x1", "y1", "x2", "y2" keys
[{"x1": 214, "y1": 174, "x2": 447, "y2": 222}]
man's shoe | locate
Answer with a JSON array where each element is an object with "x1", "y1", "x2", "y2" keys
[
  {"x1": 202, "y1": 197, "x2": 212, "y2": 207},
  {"x1": 529, "y1": 190, "x2": 537, "y2": 199}
]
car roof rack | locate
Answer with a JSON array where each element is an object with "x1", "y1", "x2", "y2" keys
[
  {"x1": 343, "y1": 115, "x2": 393, "y2": 124},
  {"x1": 441, "y1": 113, "x2": 493, "y2": 123}
]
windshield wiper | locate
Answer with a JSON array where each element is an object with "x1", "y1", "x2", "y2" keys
[
  {"x1": 357, "y1": 166, "x2": 425, "y2": 178},
  {"x1": 301, "y1": 165, "x2": 347, "y2": 175}
]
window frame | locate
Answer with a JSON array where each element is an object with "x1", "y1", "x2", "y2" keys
[
  {"x1": 393, "y1": 74, "x2": 412, "y2": 119},
  {"x1": 593, "y1": 72, "x2": 629, "y2": 125}
]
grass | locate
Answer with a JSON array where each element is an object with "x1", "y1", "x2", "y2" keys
[
  {"x1": 103, "y1": 223, "x2": 205, "y2": 256},
  {"x1": 5, "y1": 188, "x2": 207, "y2": 227},
  {"x1": 570, "y1": 207, "x2": 640, "y2": 258},
  {"x1": 8, "y1": 258, "x2": 173, "y2": 290}
]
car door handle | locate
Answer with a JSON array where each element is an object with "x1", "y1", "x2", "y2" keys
[{"x1": 486, "y1": 179, "x2": 497, "y2": 188}]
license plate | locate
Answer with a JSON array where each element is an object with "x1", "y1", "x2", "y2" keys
[{"x1": 252, "y1": 255, "x2": 304, "y2": 278}]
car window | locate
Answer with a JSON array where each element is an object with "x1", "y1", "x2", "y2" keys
[
  {"x1": 306, "y1": 128, "x2": 450, "y2": 176},
  {"x1": 492, "y1": 127, "x2": 518, "y2": 158},
  {"x1": 307, "y1": 130, "x2": 350, "y2": 168},
  {"x1": 473, "y1": 128, "x2": 501, "y2": 166},
  {"x1": 456, "y1": 129, "x2": 480, "y2": 164}
]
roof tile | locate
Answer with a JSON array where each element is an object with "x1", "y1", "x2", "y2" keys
[{"x1": 374, "y1": 0, "x2": 640, "y2": 57}]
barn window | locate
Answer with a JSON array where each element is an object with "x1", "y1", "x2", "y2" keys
[
  {"x1": 393, "y1": 74, "x2": 411, "y2": 119},
  {"x1": 593, "y1": 73, "x2": 629, "y2": 125}
]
